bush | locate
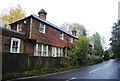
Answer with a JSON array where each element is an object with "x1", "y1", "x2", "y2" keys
[{"x1": 90, "y1": 55, "x2": 103, "y2": 64}]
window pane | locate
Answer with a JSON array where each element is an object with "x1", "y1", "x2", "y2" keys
[
  {"x1": 40, "y1": 23, "x2": 45, "y2": 33},
  {"x1": 12, "y1": 41, "x2": 15, "y2": 46},
  {"x1": 43, "y1": 45, "x2": 46, "y2": 52},
  {"x1": 38, "y1": 44, "x2": 42, "y2": 56},
  {"x1": 12, "y1": 47, "x2": 18, "y2": 52},
  {"x1": 16, "y1": 41, "x2": 18, "y2": 46}
]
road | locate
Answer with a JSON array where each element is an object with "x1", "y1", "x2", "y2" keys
[{"x1": 9, "y1": 59, "x2": 119, "y2": 81}]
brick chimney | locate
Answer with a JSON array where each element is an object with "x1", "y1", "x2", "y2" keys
[
  {"x1": 38, "y1": 9, "x2": 47, "y2": 20},
  {"x1": 72, "y1": 28, "x2": 77, "y2": 36}
]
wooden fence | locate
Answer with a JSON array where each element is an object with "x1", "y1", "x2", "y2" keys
[{"x1": 2, "y1": 52, "x2": 69, "y2": 74}]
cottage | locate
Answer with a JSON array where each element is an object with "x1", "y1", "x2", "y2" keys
[{"x1": 1, "y1": 9, "x2": 78, "y2": 57}]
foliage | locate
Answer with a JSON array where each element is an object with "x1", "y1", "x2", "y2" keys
[
  {"x1": 69, "y1": 36, "x2": 90, "y2": 65},
  {"x1": 91, "y1": 32, "x2": 104, "y2": 56},
  {"x1": 0, "y1": 4, "x2": 26, "y2": 28},
  {"x1": 90, "y1": 55, "x2": 103, "y2": 64},
  {"x1": 3, "y1": 67, "x2": 65, "y2": 80},
  {"x1": 60, "y1": 23, "x2": 87, "y2": 36},
  {"x1": 110, "y1": 21, "x2": 120, "y2": 58},
  {"x1": 103, "y1": 50, "x2": 110, "y2": 60}
]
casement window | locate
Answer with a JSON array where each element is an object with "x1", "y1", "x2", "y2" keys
[
  {"x1": 10, "y1": 38, "x2": 20, "y2": 53},
  {"x1": 34, "y1": 44, "x2": 48, "y2": 56},
  {"x1": 40, "y1": 23, "x2": 45, "y2": 33},
  {"x1": 52, "y1": 46, "x2": 56, "y2": 57},
  {"x1": 71, "y1": 38, "x2": 73, "y2": 43},
  {"x1": 43, "y1": 45, "x2": 48, "y2": 56},
  {"x1": 17, "y1": 23, "x2": 22, "y2": 32},
  {"x1": 60, "y1": 48, "x2": 63, "y2": 56},
  {"x1": 56, "y1": 48, "x2": 59, "y2": 57},
  {"x1": 69, "y1": 37, "x2": 73, "y2": 43},
  {"x1": 60, "y1": 32, "x2": 64, "y2": 40},
  {"x1": 38, "y1": 44, "x2": 42, "y2": 56},
  {"x1": 52, "y1": 46, "x2": 63, "y2": 57}
]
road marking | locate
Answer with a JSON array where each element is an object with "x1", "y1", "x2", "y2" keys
[
  {"x1": 66, "y1": 77, "x2": 76, "y2": 81},
  {"x1": 89, "y1": 67, "x2": 102, "y2": 73}
]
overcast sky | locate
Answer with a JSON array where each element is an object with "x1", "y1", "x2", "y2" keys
[{"x1": 0, "y1": 0, "x2": 119, "y2": 49}]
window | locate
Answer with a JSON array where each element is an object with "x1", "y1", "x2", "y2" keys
[
  {"x1": 38, "y1": 44, "x2": 42, "y2": 56},
  {"x1": 52, "y1": 47, "x2": 56, "y2": 57},
  {"x1": 52, "y1": 47, "x2": 63, "y2": 57},
  {"x1": 43, "y1": 45, "x2": 47, "y2": 56},
  {"x1": 17, "y1": 23, "x2": 22, "y2": 32},
  {"x1": 60, "y1": 48, "x2": 63, "y2": 56},
  {"x1": 10, "y1": 38, "x2": 20, "y2": 53},
  {"x1": 40, "y1": 23, "x2": 45, "y2": 33},
  {"x1": 34, "y1": 44, "x2": 48, "y2": 56},
  {"x1": 69, "y1": 37, "x2": 73, "y2": 43},
  {"x1": 56, "y1": 48, "x2": 60, "y2": 57},
  {"x1": 60, "y1": 32, "x2": 64, "y2": 40}
]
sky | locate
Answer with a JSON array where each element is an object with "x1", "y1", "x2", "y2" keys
[{"x1": 0, "y1": 0, "x2": 119, "y2": 49}]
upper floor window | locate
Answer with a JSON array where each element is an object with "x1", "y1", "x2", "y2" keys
[
  {"x1": 10, "y1": 38, "x2": 20, "y2": 53},
  {"x1": 71, "y1": 38, "x2": 73, "y2": 43},
  {"x1": 69, "y1": 37, "x2": 73, "y2": 43},
  {"x1": 60, "y1": 32, "x2": 64, "y2": 40},
  {"x1": 40, "y1": 23, "x2": 45, "y2": 33},
  {"x1": 17, "y1": 23, "x2": 22, "y2": 32}
]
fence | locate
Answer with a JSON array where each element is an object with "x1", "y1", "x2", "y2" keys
[{"x1": 2, "y1": 52, "x2": 69, "y2": 74}]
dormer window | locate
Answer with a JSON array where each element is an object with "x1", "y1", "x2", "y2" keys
[
  {"x1": 71, "y1": 38, "x2": 73, "y2": 43},
  {"x1": 60, "y1": 32, "x2": 64, "y2": 40},
  {"x1": 17, "y1": 23, "x2": 22, "y2": 32},
  {"x1": 69, "y1": 37, "x2": 73, "y2": 43},
  {"x1": 40, "y1": 23, "x2": 45, "y2": 33}
]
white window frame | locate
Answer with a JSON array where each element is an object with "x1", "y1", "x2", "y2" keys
[
  {"x1": 17, "y1": 23, "x2": 22, "y2": 32},
  {"x1": 70, "y1": 37, "x2": 73, "y2": 43},
  {"x1": 40, "y1": 23, "x2": 46, "y2": 33},
  {"x1": 60, "y1": 48, "x2": 63, "y2": 57},
  {"x1": 52, "y1": 46, "x2": 56, "y2": 57},
  {"x1": 38, "y1": 44, "x2": 42, "y2": 56},
  {"x1": 43, "y1": 45, "x2": 48, "y2": 56},
  {"x1": 60, "y1": 32, "x2": 64, "y2": 40},
  {"x1": 52, "y1": 47, "x2": 63, "y2": 57},
  {"x1": 34, "y1": 44, "x2": 48, "y2": 56},
  {"x1": 10, "y1": 38, "x2": 20, "y2": 53}
]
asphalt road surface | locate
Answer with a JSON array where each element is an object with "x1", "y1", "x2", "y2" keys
[{"x1": 9, "y1": 59, "x2": 119, "y2": 81}]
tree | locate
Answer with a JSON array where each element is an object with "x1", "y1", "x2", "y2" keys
[
  {"x1": 0, "y1": 4, "x2": 26, "y2": 28},
  {"x1": 92, "y1": 32, "x2": 103, "y2": 56},
  {"x1": 60, "y1": 23, "x2": 87, "y2": 37},
  {"x1": 110, "y1": 21, "x2": 120, "y2": 58},
  {"x1": 69, "y1": 36, "x2": 90, "y2": 65}
]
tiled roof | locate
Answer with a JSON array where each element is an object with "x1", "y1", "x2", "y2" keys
[{"x1": 10, "y1": 14, "x2": 78, "y2": 39}]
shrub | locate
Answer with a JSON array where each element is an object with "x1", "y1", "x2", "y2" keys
[{"x1": 90, "y1": 55, "x2": 103, "y2": 64}]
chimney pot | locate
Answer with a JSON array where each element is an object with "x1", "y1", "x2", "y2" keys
[
  {"x1": 72, "y1": 28, "x2": 77, "y2": 36},
  {"x1": 38, "y1": 9, "x2": 47, "y2": 20}
]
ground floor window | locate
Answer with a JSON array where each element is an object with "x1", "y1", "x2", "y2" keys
[
  {"x1": 52, "y1": 46, "x2": 63, "y2": 57},
  {"x1": 34, "y1": 43, "x2": 48, "y2": 56},
  {"x1": 10, "y1": 38, "x2": 20, "y2": 53}
]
